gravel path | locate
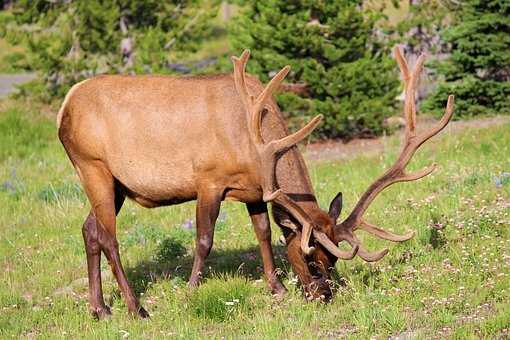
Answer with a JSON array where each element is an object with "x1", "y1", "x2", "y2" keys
[
  {"x1": 0, "y1": 73, "x2": 37, "y2": 98},
  {"x1": 304, "y1": 115, "x2": 510, "y2": 162}
]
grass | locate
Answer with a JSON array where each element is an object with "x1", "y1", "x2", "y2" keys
[{"x1": 0, "y1": 102, "x2": 509, "y2": 339}]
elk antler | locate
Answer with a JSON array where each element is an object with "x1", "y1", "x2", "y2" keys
[
  {"x1": 231, "y1": 50, "x2": 356, "y2": 257},
  {"x1": 335, "y1": 46, "x2": 454, "y2": 262},
  {"x1": 231, "y1": 50, "x2": 322, "y2": 202}
]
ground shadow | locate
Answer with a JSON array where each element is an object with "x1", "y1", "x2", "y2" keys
[
  {"x1": 125, "y1": 237, "x2": 290, "y2": 297},
  {"x1": 429, "y1": 227, "x2": 447, "y2": 249}
]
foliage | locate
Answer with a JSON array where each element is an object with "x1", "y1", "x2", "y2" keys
[
  {"x1": 0, "y1": 11, "x2": 31, "y2": 73},
  {"x1": 228, "y1": 0, "x2": 400, "y2": 139},
  {"x1": 425, "y1": 76, "x2": 510, "y2": 117},
  {"x1": 9, "y1": 0, "x2": 219, "y2": 99},
  {"x1": 1, "y1": 102, "x2": 509, "y2": 337},
  {"x1": 423, "y1": 0, "x2": 510, "y2": 117},
  {"x1": 391, "y1": 0, "x2": 451, "y2": 54},
  {"x1": 0, "y1": 10, "x2": 14, "y2": 37}
]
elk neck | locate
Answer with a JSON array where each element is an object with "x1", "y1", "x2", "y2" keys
[{"x1": 260, "y1": 103, "x2": 322, "y2": 224}]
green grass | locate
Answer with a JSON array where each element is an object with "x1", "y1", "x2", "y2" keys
[{"x1": 0, "y1": 103, "x2": 509, "y2": 339}]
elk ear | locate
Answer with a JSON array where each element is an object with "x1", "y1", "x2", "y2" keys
[{"x1": 328, "y1": 192, "x2": 343, "y2": 222}]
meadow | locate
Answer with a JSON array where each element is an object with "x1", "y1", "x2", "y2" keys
[{"x1": 0, "y1": 101, "x2": 509, "y2": 339}]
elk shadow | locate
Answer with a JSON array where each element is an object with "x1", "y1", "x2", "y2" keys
[{"x1": 124, "y1": 237, "x2": 290, "y2": 297}]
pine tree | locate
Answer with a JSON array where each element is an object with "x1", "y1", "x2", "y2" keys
[
  {"x1": 11, "y1": 0, "x2": 218, "y2": 99},
  {"x1": 229, "y1": 0, "x2": 400, "y2": 139},
  {"x1": 423, "y1": 0, "x2": 510, "y2": 117}
]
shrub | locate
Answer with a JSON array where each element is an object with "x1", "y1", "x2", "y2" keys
[
  {"x1": 0, "y1": 10, "x2": 14, "y2": 37},
  {"x1": 423, "y1": 76, "x2": 510, "y2": 117},
  {"x1": 228, "y1": 0, "x2": 400, "y2": 139},
  {"x1": 10, "y1": 0, "x2": 219, "y2": 99},
  {"x1": 423, "y1": 0, "x2": 510, "y2": 117}
]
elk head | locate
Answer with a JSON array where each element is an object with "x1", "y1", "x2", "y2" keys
[{"x1": 231, "y1": 47, "x2": 454, "y2": 300}]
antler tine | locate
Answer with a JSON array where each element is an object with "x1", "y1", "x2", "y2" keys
[
  {"x1": 407, "y1": 53, "x2": 425, "y2": 134},
  {"x1": 268, "y1": 115, "x2": 323, "y2": 154},
  {"x1": 335, "y1": 46, "x2": 454, "y2": 262},
  {"x1": 254, "y1": 66, "x2": 290, "y2": 115},
  {"x1": 231, "y1": 50, "x2": 252, "y2": 107},
  {"x1": 394, "y1": 46, "x2": 410, "y2": 83},
  {"x1": 395, "y1": 46, "x2": 425, "y2": 138},
  {"x1": 340, "y1": 230, "x2": 389, "y2": 262},
  {"x1": 251, "y1": 66, "x2": 291, "y2": 146},
  {"x1": 358, "y1": 220, "x2": 415, "y2": 242},
  {"x1": 358, "y1": 247, "x2": 389, "y2": 262},
  {"x1": 417, "y1": 95, "x2": 454, "y2": 145},
  {"x1": 313, "y1": 230, "x2": 359, "y2": 260},
  {"x1": 232, "y1": 50, "x2": 265, "y2": 145}
]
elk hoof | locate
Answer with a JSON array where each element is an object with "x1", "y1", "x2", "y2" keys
[
  {"x1": 270, "y1": 281, "x2": 287, "y2": 297},
  {"x1": 136, "y1": 306, "x2": 150, "y2": 319},
  {"x1": 188, "y1": 277, "x2": 201, "y2": 289},
  {"x1": 91, "y1": 305, "x2": 112, "y2": 320}
]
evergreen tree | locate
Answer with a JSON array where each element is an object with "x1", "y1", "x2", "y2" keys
[
  {"x1": 11, "y1": 0, "x2": 218, "y2": 99},
  {"x1": 229, "y1": 0, "x2": 400, "y2": 139},
  {"x1": 423, "y1": 0, "x2": 510, "y2": 117}
]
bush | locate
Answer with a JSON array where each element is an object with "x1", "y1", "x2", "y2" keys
[
  {"x1": 10, "y1": 0, "x2": 219, "y2": 99},
  {"x1": 423, "y1": 0, "x2": 510, "y2": 117},
  {"x1": 0, "y1": 11, "x2": 14, "y2": 37},
  {"x1": 228, "y1": 0, "x2": 400, "y2": 139},
  {"x1": 423, "y1": 76, "x2": 510, "y2": 117}
]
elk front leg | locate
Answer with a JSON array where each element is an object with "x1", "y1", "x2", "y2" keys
[
  {"x1": 189, "y1": 190, "x2": 222, "y2": 287},
  {"x1": 247, "y1": 202, "x2": 287, "y2": 296}
]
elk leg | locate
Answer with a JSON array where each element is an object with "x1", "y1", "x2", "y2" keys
[
  {"x1": 82, "y1": 212, "x2": 110, "y2": 319},
  {"x1": 77, "y1": 162, "x2": 148, "y2": 318},
  {"x1": 82, "y1": 183, "x2": 126, "y2": 319},
  {"x1": 247, "y1": 202, "x2": 287, "y2": 296},
  {"x1": 188, "y1": 190, "x2": 222, "y2": 287}
]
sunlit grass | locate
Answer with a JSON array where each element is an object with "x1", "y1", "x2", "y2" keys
[{"x1": 0, "y1": 103, "x2": 508, "y2": 338}]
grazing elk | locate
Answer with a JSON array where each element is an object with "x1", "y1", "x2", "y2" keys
[{"x1": 57, "y1": 46, "x2": 453, "y2": 318}]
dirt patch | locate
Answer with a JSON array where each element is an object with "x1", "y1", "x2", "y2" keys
[{"x1": 304, "y1": 115, "x2": 510, "y2": 162}]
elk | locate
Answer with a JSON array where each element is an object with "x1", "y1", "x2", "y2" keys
[{"x1": 57, "y1": 46, "x2": 453, "y2": 319}]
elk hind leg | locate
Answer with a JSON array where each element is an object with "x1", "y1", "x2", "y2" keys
[
  {"x1": 82, "y1": 212, "x2": 110, "y2": 319},
  {"x1": 77, "y1": 162, "x2": 148, "y2": 318},
  {"x1": 82, "y1": 180, "x2": 126, "y2": 319}
]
